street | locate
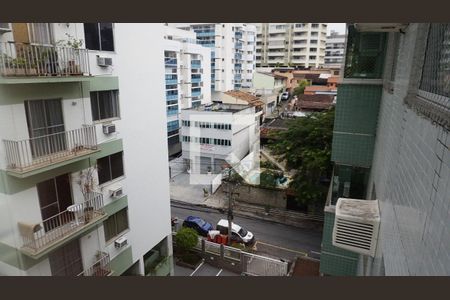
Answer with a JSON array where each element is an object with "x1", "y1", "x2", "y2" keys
[{"x1": 171, "y1": 202, "x2": 322, "y2": 261}]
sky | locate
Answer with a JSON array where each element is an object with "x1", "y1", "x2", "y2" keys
[{"x1": 327, "y1": 23, "x2": 346, "y2": 35}]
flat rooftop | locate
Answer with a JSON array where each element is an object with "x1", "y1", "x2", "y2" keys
[{"x1": 184, "y1": 102, "x2": 251, "y2": 113}]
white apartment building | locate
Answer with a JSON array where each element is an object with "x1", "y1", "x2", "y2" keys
[
  {"x1": 180, "y1": 103, "x2": 259, "y2": 176},
  {"x1": 255, "y1": 23, "x2": 328, "y2": 68},
  {"x1": 0, "y1": 23, "x2": 172, "y2": 276},
  {"x1": 324, "y1": 31, "x2": 346, "y2": 69},
  {"x1": 171, "y1": 23, "x2": 257, "y2": 96},
  {"x1": 163, "y1": 26, "x2": 212, "y2": 156}
]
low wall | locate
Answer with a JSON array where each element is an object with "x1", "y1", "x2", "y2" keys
[{"x1": 228, "y1": 184, "x2": 287, "y2": 209}]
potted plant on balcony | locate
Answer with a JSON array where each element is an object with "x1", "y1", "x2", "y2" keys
[{"x1": 56, "y1": 33, "x2": 84, "y2": 76}]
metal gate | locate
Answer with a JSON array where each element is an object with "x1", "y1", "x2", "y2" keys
[{"x1": 242, "y1": 252, "x2": 288, "y2": 276}]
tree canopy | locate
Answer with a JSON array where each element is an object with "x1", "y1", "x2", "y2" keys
[
  {"x1": 268, "y1": 108, "x2": 335, "y2": 207},
  {"x1": 292, "y1": 80, "x2": 310, "y2": 97}
]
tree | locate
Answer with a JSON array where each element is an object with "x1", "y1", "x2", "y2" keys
[
  {"x1": 268, "y1": 108, "x2": 335, "y2": 208},
  {"x1": 259, "y1": 169, "x2": 281, "y2": 189},
  {"x1": 292, "y1": 80, "x2": 310, "y2": 97},
  {"x1": 175, "y1": 227, "x2": 198, "y2": 253}
]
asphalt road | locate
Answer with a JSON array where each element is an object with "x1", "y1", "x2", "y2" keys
[{"x1": 171, "y1": 202, "x2": 323, "y2": 261}]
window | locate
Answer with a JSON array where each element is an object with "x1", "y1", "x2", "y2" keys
[
  {"x1": 97, "y1": 152, "x2": 124, "y2": 185},
  {"x1": 84, "y1": 23, "x2": 115, "y2": 51},
  {"x1": 104, "y1": 208, "x2": 129, "y2": 242},
  {"x1": 90, "y1": 90, "x2": 120, "y2": 121},
  {"x1": 28, "y1": 23, "x2": 53, "y2": 45}
]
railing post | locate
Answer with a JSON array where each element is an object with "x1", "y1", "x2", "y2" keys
[
  {"x1": 201, "y1": 239, "x2": 205, "y2": 255},
  {"x1": 220, "y1": 244, "x2": 224, "y2": 260}
]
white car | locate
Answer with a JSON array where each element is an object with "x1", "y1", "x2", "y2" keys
[
  {"x1": 280, "y1": 92, "x2": 289, "y2": 100},
  {"x1": 216, "y1": 219, "x2": 255, "y2": 245}
]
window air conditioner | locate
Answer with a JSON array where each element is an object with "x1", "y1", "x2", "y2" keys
[
  {"x1": 114, "y1": 236, "x2": 128, "y2": 249},
  {"x1": 110, "y1": 186, "x2": 123, "y2": 199},
  {"x1": 103, "y1": 123, "x2": 116, "y2": 134},
  {"x1": 332, "y1": 198, "x2": 380, "y2": 257},
  {"x1": 97, "y1": 56, "x2": 113, "y2": 67}
]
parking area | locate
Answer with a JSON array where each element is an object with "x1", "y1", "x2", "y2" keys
[{"x1": 174, "y1": 261, "x2": 239, "y2": 276}]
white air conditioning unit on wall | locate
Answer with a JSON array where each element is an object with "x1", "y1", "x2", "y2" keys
[
  {"x1": 103, "y1": 123, "x2": 116, "y2": 134},
  {"x1": 332, "y1": 198, "x2": 380, "y2": 257},
  {"x1": 97, "y1": 56, "x2": 113, "y2": 67},
  {"x1": 114, "y1": 236, "x2": 128, "y2": 249},
  {"x1": 110, "y1": 186, "x2": 123, "y2": 199}
]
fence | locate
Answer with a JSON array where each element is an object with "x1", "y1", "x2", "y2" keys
[
  {"x1": 78, "y1": 252, "x2": 112, "y2": 276},
  {"x1": 18, "y1": 192, "x2": 105, "y2": 254},
  {"x1": 3, "y1": 125, "x2": 97, "y2": 172},
  {"x1": 0, "y1": 42, "x2": 90, "y2": 77}
]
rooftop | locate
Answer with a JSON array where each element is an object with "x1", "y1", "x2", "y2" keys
[
  {"x1": 224, "y1": 90, "x2": 265, "y2": 107},
  {"x1": 304, "y1": 85, "x2": 337, "y2": 93},
  {"x1": 295, "y1": 94, "x2": 335, "y2": 110},
  {"x1": 184, "y1": 102, "x2": 251, "y2": 113}
]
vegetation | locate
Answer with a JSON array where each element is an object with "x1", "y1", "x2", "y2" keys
[
  {"x1": 259, "y1": 169, "x2": 282, "y2": 189},
  {"x1": 260, "y1": 160, "x2": 280, "y2": 170},
  {"x1": 268, "y1": 108, "x2": 335, "y2": 207},
  {"x1": 292, "y1": 80, "x2": 310, "y2": 97},
  {"x1": 175, "y1": 227, "x2": 198, "y2": 253}
]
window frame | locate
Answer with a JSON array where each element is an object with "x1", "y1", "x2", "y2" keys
[
  {"x1": 84, "y1": 23, "x2": 115, "y2": 52},
  {"x1": 103, "y1": 207, "x2": 130, "y2": 243},
  {"x1": 97, "y1": 151, "x2": 125, "y2": 186},
  {"x1": 90, "y1": 89, "x2": 121, "y2": 123}
]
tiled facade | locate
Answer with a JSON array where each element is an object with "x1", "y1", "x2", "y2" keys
[{"x1": 320, "y1": 23, "x2": 450, "y2": 276}]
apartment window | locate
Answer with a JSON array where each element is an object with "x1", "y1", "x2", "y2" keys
[
  {"x1": 104, "y1": 208, "x2": 129, "y2": 242},
  {"x1": 84, "y1": 23, "x2": 115, "y2": 51},
  {"x1": 28, "y1": 23, "x2": 53, "y2": 45},
  {"x1": 97, "y1": 152, "x2": 124, "y2": 185},
  {"x1": 90, "y1": 90, "x2": 120, "y2": 121}
]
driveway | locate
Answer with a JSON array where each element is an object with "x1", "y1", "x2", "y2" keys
[{"x1": 174, "y1": 261, "x2": 238, "y2": 276}]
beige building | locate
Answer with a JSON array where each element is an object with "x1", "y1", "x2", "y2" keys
[{"x1": 255, "y1": 23, "x2": 327, "y2": 68}]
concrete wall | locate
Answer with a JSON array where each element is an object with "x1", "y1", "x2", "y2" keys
[{"x1": 233, "y1": 184, "x2": 286, "y2": 209}]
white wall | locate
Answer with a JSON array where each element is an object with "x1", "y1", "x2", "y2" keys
[{"x1": 114, "y1": 23, "x2": 172, "y2": 274}]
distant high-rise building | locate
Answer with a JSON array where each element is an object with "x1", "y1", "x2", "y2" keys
[
  {"x1": 163, "y1": 25, "x2": 212, "y2": 156},
  {"x1": 170, "y1": 23, "x2": 257, "y2": 96},
  {"x1": 255, "y1": 23, "x2": 327, "y2": 68},
  {"x1": 324, "y1": 30, "x2": 346, "y2": 69}
]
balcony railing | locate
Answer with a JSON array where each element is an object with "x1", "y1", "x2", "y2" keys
[
  {"x1": 78, "y1": 251, "x2": 112, "y2": 276},
  {"x1": 0, "y1": 42, "x2": 90, "y2": 77},
  {"x1": 165, "y1": 57, "x2": 177, "y2": 67},
  {"x1": 191, "y1": 60, "x2": 201, "y2": 69},
  {"x1": 18, "y1": 192, "x2": 105, "y2": 256},
  {"x1": 3, "y1": 125, "x2": 98, "y2": 174},
  {"x1": 191, "y1": 90, "x2": 201, "y2": 97}
]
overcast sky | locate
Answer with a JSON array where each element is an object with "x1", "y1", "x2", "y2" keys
[{"x1": 327, "y1": 23, "x2": 346, "y2": 34}]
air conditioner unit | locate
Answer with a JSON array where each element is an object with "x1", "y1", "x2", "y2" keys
[
  {"x1": 114, "y1": 236, "x2": 128, "y2": 249},
  {"x1": 332, "y1": 198, "x2": 380, "y2": 257},
  {"x1": 110, "y1": 186, "x2": 123, "y2": 199},
  {"x1": 97, "y1": 56, "x2": 113, "y2": 67},
  {"x1": 103, "y1": 123, "x2": 116, "y2": 134}
]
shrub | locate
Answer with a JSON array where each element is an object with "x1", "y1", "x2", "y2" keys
[{"x1": 175, "y1": 227, "x2": 198, "y2": 253}]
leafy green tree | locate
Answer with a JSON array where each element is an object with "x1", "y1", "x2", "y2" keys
[
  {"x1": 175, "y1": 227, "x2": 198, "y2": 253},
  {"x1": 292, "y1": 80, "x2": 310, "y2": 97},
  {"x1": 259, "y1": 169, "x2": 281, "y2": 188},
  {"x1": 268, "y1": 108, "x2": 335, "y2": 207}
]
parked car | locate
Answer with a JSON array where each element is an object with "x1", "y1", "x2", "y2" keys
[
  {"x1": 216, "y1": 219, "x2": 255, "y2": 245},
  {"x1": 182, "y1": 216, "x2": 213, "y2": 237},
  {"x1": 280, "y1": 92, "x2": 290, "y2": 101}
]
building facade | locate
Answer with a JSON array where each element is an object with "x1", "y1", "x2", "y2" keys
[
  {"x1": 324, "y1": 31, "x2": 346, "y2": 69},
  {"x1": 255, "y1": 23, "x2": 327, "y2": 68},
  {"x1": 163, "y1": 26, "x2": 212, "y2": 157},
  {"x1": 180, "y1": 103, "x2": 259, "y2": 175},
  {"x1": 320, "y1": 23, "x2": 450, "y2": 276},
  {"x1": 172, "y1": 23, "x2": 256, "y2": 95},
  {"x1": 0, "y1": 23, "x2": 173, "y2": 276}
]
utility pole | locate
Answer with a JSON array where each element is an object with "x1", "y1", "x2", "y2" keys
[{"x1": 224, "y1": 166, "x2": 240, "y2": 246}]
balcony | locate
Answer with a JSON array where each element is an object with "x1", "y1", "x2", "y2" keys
[
  {"x1": 196, "y1": 31, "x2": 215, "y2": 37},
  {"x1": 0, "y1": 42, "x2": 91, "y2": 83},
  {"x1": 191, "y1": 89, "x2": 201, "y2": 97},
  {"x1": 165, "y1": 57, "x2": 177, "y2": 67},
  {"x1": 235, "y1": 42, "x2": 243, "y2": 49},
  {"x1": 78, "y1": 252, "x2": 112, "y2": 276},
  {"x1": 191, "y1": 60, "x2": 201, "y2": 69},
  {"x1": 191, "y1": 77, "x2": 201, "y2": 84},
  {"x1": 18, "y1": 192, "x2": 106, "y2": 257},
  {"x1": 166, "y1": 94, "x2": 178, "y2": 101},
  {"x1": 3, "y1": 126, "x2": 98, "y2": 178}
]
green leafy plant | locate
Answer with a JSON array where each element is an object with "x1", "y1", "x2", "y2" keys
[
  {"x1": 292, "y1": 79, "x2": 310, "y2": 97},
  {"x1": 175, "y1": 227, "x2": 198, "y2": 253},
  {"x1": 57, "y1": 33, "x2": 84, "y2": 49},
  {"x1": 268, "y1": 108, "x2": 335, "y2": 207}
]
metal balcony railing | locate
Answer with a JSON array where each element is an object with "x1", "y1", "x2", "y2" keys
[
  {"x1": 18, "y1": 192, "x2": 105, "y2": 255},
  {"x1": 0, "y1": 42, "x2": 90, "y2": 77},
  {"x1": 3, "y1": 125, "x2": 97, "y2": 174},
  {"x1": 78, "y1": 252, "x2": 112, "y2": 276},
  {"x1": 165, "y1": 57, "x2": 177, "y2": 67}
]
